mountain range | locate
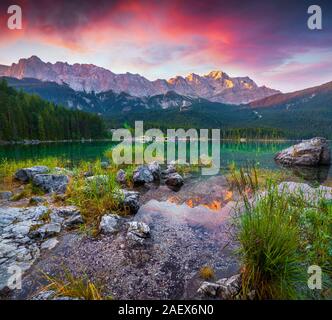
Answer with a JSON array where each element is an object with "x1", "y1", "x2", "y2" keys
[
  {"x1": 1, "y1": 56, "x2": 332, "y2": 139},
  {"x1": 0, "y1": 56, "x2": 279, "y2": 105}
]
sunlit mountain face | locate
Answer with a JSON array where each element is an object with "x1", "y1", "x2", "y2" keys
[
  {"x1": 0, "y1": 56, "x2": 279, "y2": 104},
  {"x1": 1, "y1": 0, "x2": 332, "y2": 93}
]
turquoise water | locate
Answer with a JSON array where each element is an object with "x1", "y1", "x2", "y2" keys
[{"x1": 0, "y1": 140, "x2": 331, "y2": 181}]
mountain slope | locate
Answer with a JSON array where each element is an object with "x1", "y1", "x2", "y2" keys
[
  {"x1": 3, "y1": 76, "x2": 332, "y2": 139},
  {"x1": 0, "y1": 79, "x2": 106, "y2": 141},
  {"x1": 0, "y1": 56, "x2": 279, "y2": 104},
  {"x1": 2, "y1": 77, "x2": 200, "y2": 114},
  {"x1": 249, "y1": 81, "x2": 332, "y2": 108}
]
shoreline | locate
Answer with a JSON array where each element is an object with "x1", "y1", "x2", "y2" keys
[{"x1": 1, "y1": 137, "x2": 327, "y2": 146}]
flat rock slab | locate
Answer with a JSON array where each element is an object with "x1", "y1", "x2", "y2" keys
[{"x1": 11, "y1": 198, "x2": 239, "y2": 299}]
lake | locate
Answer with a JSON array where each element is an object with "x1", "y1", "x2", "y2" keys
[{"x1": 0, "y1": 140, "x2": 331, "y2": 182}]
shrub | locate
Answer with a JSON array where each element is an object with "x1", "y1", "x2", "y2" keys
[
  {"x1": 42, "y1": 270, "x2": 112, "y2": 300},
  {"x1": 199, "y1": 266, "x2": 215, "y2": 280},
  {"x1": 238, "y1": 182, "x2": 332, "y2": 299}
]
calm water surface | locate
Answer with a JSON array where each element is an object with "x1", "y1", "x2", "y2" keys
[{"x1": 0, "y1": 140, "x2": 331, "y2": 180}]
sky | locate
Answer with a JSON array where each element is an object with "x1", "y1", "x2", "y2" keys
[{"x1": 0, "y1": 0, "x2": 332, "y2": 92}]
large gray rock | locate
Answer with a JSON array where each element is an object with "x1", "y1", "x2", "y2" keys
[
  {"x1": 14, "y1": 166, "x2": 49, "y2": 183},
  {"x1": 99, "y1": 214, "x2": 122, "y2": 234},
  {"x1": 32, "y1": 174, "x2": 69, "y2": 194},
  {"x1": 133, "y1": 166, "x2": 154, "y2": 185},
  {"x1": 275, "y1": 137, "x2": 331, "y2": 166},
  {"x1": 148, "y1": 161, "x2": 161, "y2": 180},
  {"x1": 121, "y1": 190, "x2": 140, "y2": 214}
]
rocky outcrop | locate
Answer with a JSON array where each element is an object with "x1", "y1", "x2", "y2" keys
[
  {"x1": 0, "y1": 205, "x2": 83, "y2": 292},
  {"x1": 32, "y1": 174, "x2": 69, "y2": 194},
  {"x1": 275, "y1": 137, "x2": 331, "y2": 166},
  {"x1": 197, "y1": 274, "x2": 242, "y2": 299},
  {"x1": 29, "y1": 223, "x2": 61, "y2": 239},
  {"x1": 14, "y1": 166, "x2": 49, "y2": 183}
]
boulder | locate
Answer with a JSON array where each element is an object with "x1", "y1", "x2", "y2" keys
[
  {"x1": 148, "y1": 161, "x2": 161, "y2": 180},
  {"x1": 133, "y1": 166, "x2": 154, "y2": 185},
  {"x1": 165, "y1": 173, "x2": 184, "y2": 188},
  {"x1": 126, "y1": 221, "x2": 150, "y2": 244},
  {"x1": 275, "y1": 137, "x2": 331, "y2": 166},
  {"x1": 32, "y1": 174, "x2": 69, "y2": 194},
  {"x1": 121, "y1": 190, "x2": 140, "y2": 214},
  {"x1": 14, "y1": 166, "x2": 49, "y2": 183},
  {"x1": 99, "y1": 214, "x2": 122, "y2": 234},
  {"x1": 116, "y1": 169, "x2": 127, "y2": 184}
]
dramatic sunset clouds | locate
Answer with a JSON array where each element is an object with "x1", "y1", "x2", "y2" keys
[{"x1": 0, "y1": 0, "x2": 332, "y2": 91}]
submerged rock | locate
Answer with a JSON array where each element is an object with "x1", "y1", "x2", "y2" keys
[
  {"x1": 275, "y1": 137, "x2": 331, "y2": 166},
  {"x1": 126, "y1": 221, "x2": 150, "y2": 244},
  {"x1": 32, "y1": 174, "x2": 69, "y2": 194},
  {"x1": 278, "y1": 181, "x2": 332, "y2": 203},
  {"x1": 133, "y1": 166, "x2": 154, "y2": 185},
  {"x1": 14, "y1": 166, "x2": 49, "y2": 183}
]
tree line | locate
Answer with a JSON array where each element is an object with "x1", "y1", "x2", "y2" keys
[{"x1": 0, "y1": 79, "x2": 107, "y2": 141}]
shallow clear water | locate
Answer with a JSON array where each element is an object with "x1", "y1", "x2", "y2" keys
[{"x1": 0, "y1": 140, "x2": 331, "y2": 180}]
